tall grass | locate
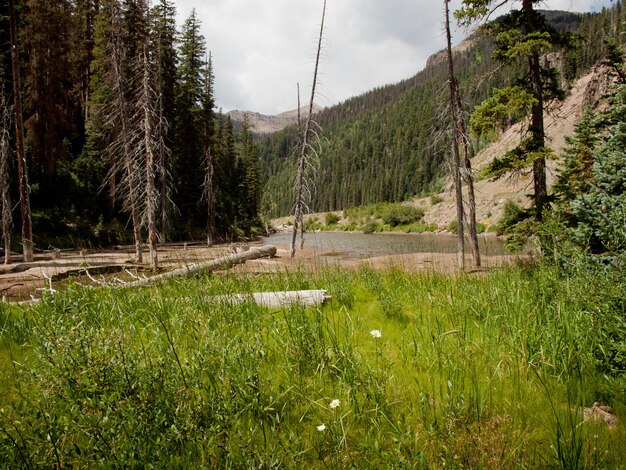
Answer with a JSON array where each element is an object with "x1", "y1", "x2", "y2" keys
[{"x1": 0, "y1": 264, "x2": 624, "y2": 467}]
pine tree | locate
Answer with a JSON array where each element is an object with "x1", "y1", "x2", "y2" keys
[
  {"x1": 554, "y1": 108, "x2": 598, "y2": 203},
  {"x1": 174, "y1": 9, "x2": 205, "y2": 230},
  {"x1": 23, "y1": 0, "x2": 79, "y2": 182},
  {"x1": 150, "y1": 0, "x2": 177, "y2": 241},
  {"x1": 571, "y1": 88, "x2": 626, "y2": 257},
  {"x1": 240, "y1": 115, "x2": 261, "y2": 225},
  {"x1": 75, "y1": 0, "x2": 100, "y2": 119},
  {"x1": 457, "y1": 0, "x2": 572, "y2": 219},
  {"x1": 213, "y1": 116, "x2": 237, "y2": 237}
]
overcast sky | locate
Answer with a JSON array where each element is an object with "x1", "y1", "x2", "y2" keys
[{"x1": 173, "y1": 0, "x2": 614, "y2": 115}]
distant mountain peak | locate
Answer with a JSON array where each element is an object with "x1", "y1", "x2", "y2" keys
[{"x1": 227, "y1": 104, "x2": 323, "y2": 134}]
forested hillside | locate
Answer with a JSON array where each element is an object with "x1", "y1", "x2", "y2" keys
[
  {"x1": 259, "y1": 5, "x2": 626, "y2": 218},
  {"x1": 0, "y1": 0, "x2": 262, "y2": 254}
]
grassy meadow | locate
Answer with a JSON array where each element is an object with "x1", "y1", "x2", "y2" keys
[{"x1": 0, "y1": 264, "x2": 625, "y2": 467}]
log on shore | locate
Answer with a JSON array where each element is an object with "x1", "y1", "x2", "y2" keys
[
  {"x1": 122, "y1": 245, "x2": 277, "y2": 288},
  {"x1": 214, "y1": 289, "x2": 331, "y2": 309}
]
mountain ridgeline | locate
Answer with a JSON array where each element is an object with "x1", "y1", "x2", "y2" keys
[{"x1": 258, "y1": 6, "x2": 625, "y2": 218}]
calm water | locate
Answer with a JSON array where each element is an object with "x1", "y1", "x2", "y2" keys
[{"x1": 262, "y1": 231, "x2": 511, "y2": 259}]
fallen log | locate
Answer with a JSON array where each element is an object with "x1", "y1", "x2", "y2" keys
[
  {"x1": 213, "y1": 289, "x2": 331, "y2": 309},
  {"x1": 122, "y1": 245, "x2": 277, "y2": 288}
]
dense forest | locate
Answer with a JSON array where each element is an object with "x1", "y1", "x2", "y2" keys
[
  {"x1": 258, "y1": 4, "x2": 626, "y2": 218},
  {"x1": 0, "y1": 0, "x2": 263, "y2": 257}
]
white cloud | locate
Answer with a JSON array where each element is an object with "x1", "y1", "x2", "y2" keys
[{"x1": 173, "y1": 0, "x2": 614, "y2": 115}]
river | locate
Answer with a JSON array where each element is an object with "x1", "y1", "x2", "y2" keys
[{"x1": 262, "y1": 231, "x2": 512, "y2": 260}]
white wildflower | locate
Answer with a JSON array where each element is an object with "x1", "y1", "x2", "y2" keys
[
  {"x1": 317, "y1": 424, "x2": 326, "y2": 431},
  {"x1": 370, "y1": 329, "x2": 382, "y2": 338},
  {"x1": 329, "y1": 399, "x2": 340, "y2": 409}
]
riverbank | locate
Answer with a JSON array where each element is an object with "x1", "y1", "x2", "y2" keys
[{"x1": 1, "y1": 232, "x2": 529, "y2": 302}]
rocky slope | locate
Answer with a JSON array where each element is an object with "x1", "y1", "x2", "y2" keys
[
  {"x1": 228, "y1": 104, "x2": 323, "y2": 134},
  {"x1": 415, "y1": 63, "x2": 617, "y2": 230}
]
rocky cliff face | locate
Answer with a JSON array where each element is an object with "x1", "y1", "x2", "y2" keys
[{"x1": 227, "y1": 104, "x2": 323, "y2": 135}]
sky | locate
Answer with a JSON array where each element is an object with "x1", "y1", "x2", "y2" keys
[{"x1": 173, "y1": 0, "x2": 615, "y2": 115}]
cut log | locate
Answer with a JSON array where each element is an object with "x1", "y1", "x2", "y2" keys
[
  {"x1": 122, "y1": 245, "x2": 277, "y2": 288},
  {"x1": 214, "y1": 289, "x2": 331, "y2": 309}
]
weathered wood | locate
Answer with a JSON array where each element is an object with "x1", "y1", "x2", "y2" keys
[
  {"x1": 122, "y1": 245, "x2": 277, "y2": 288},
  {"x1": 214, "y1": 290, "x2": 331, "y2": 309}
]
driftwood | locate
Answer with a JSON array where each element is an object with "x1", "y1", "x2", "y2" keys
[
  {"x1": 214, "y1": 290, "x2": 331, "y2": 309},
  {"x1": 122, "y1": 245, "x2": 277, "y2": 288}
]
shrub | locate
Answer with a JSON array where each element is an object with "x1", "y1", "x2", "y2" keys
[
  {"x1": 363, "y1": 220, "x2": 381, "y2": 234},
  {"x1": 406, "y1": 223, "x2": 438, "y2": 233},
  {"x1": 448, "y1": 219, "x2": 458, "y2": 233},
  {"x1": 430, "y1": 195, "x2": 444, "y2": 205},
  {"x1": 325, "y1": 212, "x2": 340, "y2": 225},
  {"x1": 381, "y1": 205, "x2": 424, "y2": 227},
  {"x1": 497, "y1": 201, "x2": 526, "y2": 235}
]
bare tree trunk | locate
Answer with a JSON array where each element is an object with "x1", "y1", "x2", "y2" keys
[
  {"x1": 0, "y1": 90, "x2": 12, "y2": 264},
  {"x1": 9, "y1": 0, "x2": 33, "y2": 262},
  {"x1": 109, "y1": 9, "x2": 142, "y2": 263},
  {"x1": 204, "y1": 146, "x2": 215, "y2": 247},
  {"x1": 142, "y1": 46, "x2": 158, "y2": 271},
  {"x1": 126, "y1": 158, "x2": 143, "y2": 263},
  {"x1": 445, "y1": 0, "x2": 481, "y2": 267},
  {"x1": 291, "y1": 0, "x2": 326, "y2": 258},
  {"x1": 457, "y1": 110, "x2": 481, "y2": 267},
  {"x1": 296, "y1": 86, "x2": 306, "y2": 252},
  {"x1": 444, "y1": 0, "x2": 465, "y2": 270}
]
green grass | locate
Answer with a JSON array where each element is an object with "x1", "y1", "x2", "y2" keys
[{"x1": 0, "y1": 265, "x2": 624, "y2": 467}]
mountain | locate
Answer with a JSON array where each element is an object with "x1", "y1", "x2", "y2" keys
[
  {"x1": 258, "y1": 8, "x2": 621, "y2": 218},
  {"x1": 227, "y1": 104, "x2": 323, "y2": 135}
]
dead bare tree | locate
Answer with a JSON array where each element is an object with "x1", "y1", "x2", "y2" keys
[
  {"x1": 456, "y1": 98, "x2": 481, "y2": 268},
  {"x1": 203, "y1": 145, "x2": 215, "y2": 247},
  {"x1": 140, "y1": 45, "x2": 159, "y2": 270},
  {"x1": 0, "y1": 89, "x2": 12, "y2": 264},
  {"x1": 154, "y1": 36, "x2": 175, "y2": 245},
  {"x1": 103, "y1": 3, "x2": 144, "y2": 263},
  {"x1": 291, "y1": 0, "x2": 326, "y2": 258},
  {"x1": 201, "y1": 54, "x2": 215, "y2": 247},
  {"x1": 9, "y1": 0, "x2": 33, "y2": 262},
  {"x1": 444, "y1": 0, "x2": 465, "y2": 270},
  {"x1": 445, "y1": 0, "x2": 481, "y2": 268}
]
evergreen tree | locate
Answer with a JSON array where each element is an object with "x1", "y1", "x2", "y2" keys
[
  {"x1": 458, "y1": 0, "x2": 572, "y2": 219},
  {"x1": 150, "y1": 0, "x2": 177, "y2": 240},
  {"x1": 553, "y1": 108, "x2": 598, "y2": 202},
  {"x1": 240, "y1": 115, "x2": 261, "y2": 225},
  {"x1": 213, "y1": 116, "x2": 237, "y2": 237},
  {"x1": 173, "y1": 9, "x2": 205, "y2": 231},
  {"x1": 553, "y1": 84, "x2": 626, "y2": 259},
  {"x1": 571, "y1": 111, "x2": 626, "y2": 257},
  {"x1": 74, "y1": 0, "x2": 100, "y2": 119},
  {"x1": 23, "y1": 0, "x2": 79, "y2": 182}
]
